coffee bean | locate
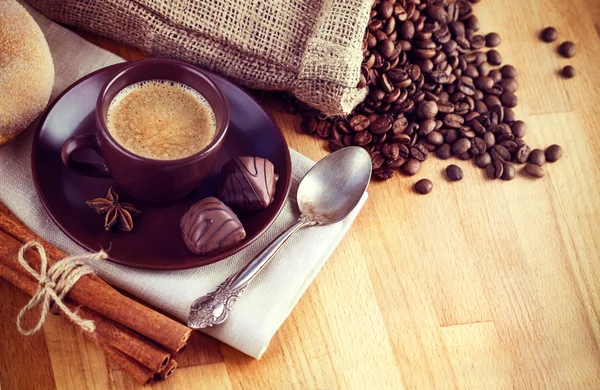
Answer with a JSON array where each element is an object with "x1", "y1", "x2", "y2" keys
[
  {"x1": 417, "y1": 100, "x2": 438, "y2": 119},
  {"x1": 515, "y1": 144, "x2": 531, "y2": 164},
  {"x1": 301, "y1": 115, "x2": 318, "y2": 134},
  {"x1": 414, "y1": 178, "x2": 433, "y2": 194},
  {"x1": 500, "y1": 91, "x2": 518, "y2": 108},
  {"x1": 524, "y1": 163, "x2": 545, "y2": 178},
  {"x1": 485, "y1": 32, "x2": 501, "y2": 47},
  {"x1": 444, "y1": 114, "x2": 465, "y2": 128},
  {"x1": 370, "y1": 115, "x2": 393, "y2": 134},
  {"x1": 486, "y1": 160, "x2": 504, "y2": 179},
  {"x1": 481, "y1": 127, "x2": 494, "y2": 147},
  {"x1": 377, "y1": 1, "x2": 394, "y2": 19},
  {"x1": 470, "y1": 137, "x2": 487, "y2": 155},
  {"x1": 316, "y1": 121, "x2": 332, "y2": 138},
  {"x1": 540, "y1": 27, "x2": 558, "y2": 42},
  {"x1": 503, "y1": 107, "x2": 516, "y2": 123},
  {"x1": 528, "y1": 149, "x2": 546, "y2": 166},
  {"x1": 470, "y1": 34, "x2": 486, "y2": 50},
  {"x1": 487, "y1": 50, "x2": 502, "y2": 66},
  {"x1": 457, "y1": 152, "x2": 471, "y2": 160},
  {"x1": 381, "y1": 143, "x2": 399, "y2": 160},
  {"x1": 378, "y1": 39, "x2": 395, "y2": 59},
  {"x1": 373, "y1": 167, "x2": 394, "y2": 180},
  {"x1": 436, "y1": 143, "x2": 452, "y2": 159},
  {"x1": 349, "y1": 115, "x2": 370, "y2": 131},
  {"x1": 511, "y1": 120, "x2": 526, "y2": 138},
  {"x1": 464, "y1": 15, "x2": 480, "y2": 31},
  {"x1": 426, "y1": 131, "x2": 444, "y2": 145},
  {"x1": 385, "y1": 157, "x2": 405, "y2": 168},
  {"x1": 399, "y1": 20, "x2": 415, "y2": 40},
  {"x1": 446, "y1": 164, "x2": 463, "y2": 181},
  {"x1": 545, "y1": 144, "x2": 562, "y2": 162},
  {"x1": 402, "y1": 158, "x2": 421, "y2": 176},
  {"x1": 501, "y1": 162, "x2": 515, "y2": 180},
  {"x1": 328, "y1": 139, "x2": 343, "y2": 153},
  {"x1": 561, "y1": 66, "x2": 576, "y2": 78},
  {"x1": 558, "y1": 41, "x2": 576, "y2": 58},
  {"x1": 500, "y1": 65, "x2": 518, "y2": 78},
  {"x1": 452, "y1": 138, "x2": 472, "y2": 155},
  {"x1": 491, "y1": 144, "x2": 511, "y2": 162},
  {"x1": 354, "y1": 130, "x2": 372, "y2": 146},
  {"x1": 499, "y1": 78, "x2": 519, "y2": 93},
  {"x1": 371, "y1": 152, "x2": 385, "y2": 170},
  {"x1": 474, "y1": 76, "x2": 494, "y2": 90},
  {"x1": 475, "y1": 152, "x2": 492, "y2": 168},
  {"x1": 410, "y1": 144, "x2": 429, "y2": 161}
]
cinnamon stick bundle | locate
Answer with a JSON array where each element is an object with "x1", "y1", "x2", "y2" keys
[
  {"x1": 0, "y1": 206, "x2": 188, "y2": 384},
  {"x1": 0, "y1": 211, "x2": 191, "y2": 353}
]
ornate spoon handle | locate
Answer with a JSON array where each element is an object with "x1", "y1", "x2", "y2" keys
[{"x1": 188, "y1": 216, "x2": 314, "y2": 329}]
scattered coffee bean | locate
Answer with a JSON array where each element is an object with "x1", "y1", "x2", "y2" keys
[
  {"x1": 500, "y1": 91, "x2": 518, "y2": 108},
  {"x1": 373, "y1": 167, "x2": 394, "y2": 180},
  {"x1": 524, "y1": 163, "x2": 545, "y2": 178},
  {"x1": 545, "y1": 144, "x2": 562, "y2": 162},
  {"x1": 528, "y1": 149, "x2": 546, "y2": 166},
  {"x1": 561, "y1": 66, "x2": 576, "y2": 78},
  {"x1": 414, "y1": 178, "x2": 433, "y2": 195},
  {"x1": 485, "y1": 32, "x2": 501, "y2": 47},
  {"x1": 446, "y1": 165, "x2": 463, "y2": 181},
  {"x1": 475, "y1": 152, "x2": 492, "y2": 168},
  {"x1": 436, "y1": 144, "x2": 452, "y2": 160},
  {"x1": 486, "y1": 160, "x2": 504, "y2": 179},
  {"x1": 501, "y1": 162, "x2": 515, "y2": 180},
  {"x1": 511, "y1": 120, "x2": 526, "y2": 138},
  {"x1": 558, "y1": 41, "x2": 576, "y2": 58},
  {"x1": 515, "y1": 144, "x2": 531, "y2": 164},
  {"x1": 487, "y1": 50, "x2": 502, "y2": 66},
  {"x1": 540, "y1": 27, "x2": 558, "y2": 42},
  {"x1": 452, "y1": 138, "x2": 472, "y2": 155},
  {"x1": 402, "y1": 158, "x2": 421, "y2": 176},
  {"x1": 500, "y1": 64, "x2": 518, "y2": 78}
]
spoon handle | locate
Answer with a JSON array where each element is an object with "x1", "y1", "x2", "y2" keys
[{"x1": 188, "y1": 217, "x2": 313, "y2": 329}]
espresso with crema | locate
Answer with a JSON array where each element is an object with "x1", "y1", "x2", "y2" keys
[{"x1": 106, "y1": 80, "x2": 216, "y2": 160}]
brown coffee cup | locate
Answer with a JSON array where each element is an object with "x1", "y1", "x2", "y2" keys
[{"x1": 61, "y1": 59, "x2": 230, "y2": 204}]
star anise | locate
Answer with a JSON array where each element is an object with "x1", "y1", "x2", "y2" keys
[{"x1": 85, "y1": 187, "x2": 141, "y2": 232}]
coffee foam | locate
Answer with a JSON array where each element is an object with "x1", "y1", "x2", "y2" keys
[{"x1": 106, "y1": 79, "x2": 216, "y2": 160}]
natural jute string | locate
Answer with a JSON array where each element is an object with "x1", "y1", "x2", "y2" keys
[{"x1": 16, "y1": 241, "x2": 107, "y2": 335}]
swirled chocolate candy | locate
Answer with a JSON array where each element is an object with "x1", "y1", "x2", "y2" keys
[
  {"x1": 218, "y1": 157, "x2": 278, "y2": 212},
  {"x1": 180, "y1": 197, "x2": 246, "y2": 255}
]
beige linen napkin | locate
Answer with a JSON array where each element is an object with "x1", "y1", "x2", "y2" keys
[{"x1": 0, "y1": 1, "x2": 367, "y2": 359}]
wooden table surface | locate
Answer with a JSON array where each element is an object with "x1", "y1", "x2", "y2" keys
[{"x1": 2, "y1": 0, "x2": 600, "y2": 389}]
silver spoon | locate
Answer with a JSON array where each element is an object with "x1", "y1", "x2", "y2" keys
[{"x1": 187, "y1": 146, "x2": 372, "y2": 329}]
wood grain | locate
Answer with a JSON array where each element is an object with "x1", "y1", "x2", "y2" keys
[{"x1": 1, "y1": 0, "x2": 600, "y2": 388}]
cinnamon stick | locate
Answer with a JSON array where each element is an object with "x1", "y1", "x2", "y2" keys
[
  {"x1": 0, "y1": 248, "x2": 170, "y2": 370},
  {"x1": 102, "y1": 346, "x2": 155, "y2": 385},
  {"x1": 0, "y1": 261, "x2": 156, "y2": 384},
  {"x1": 157, "y1": 358, "x2": 178, "y2": 380},
  {"x1": 0, "y1": 210, "x2": 191, "y2": 353}
]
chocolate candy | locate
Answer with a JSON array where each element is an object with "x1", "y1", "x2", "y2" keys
[
  {"x1": 218, "y1": 157, "x2": 278, "y2": 212},
  {"x1": 180, "y1": 197, "x2": 246, "y2": 255}
]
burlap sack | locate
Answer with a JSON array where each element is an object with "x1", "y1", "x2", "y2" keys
[{"x1": 24, "y1": 0, "x2": 372, "y2": 115}]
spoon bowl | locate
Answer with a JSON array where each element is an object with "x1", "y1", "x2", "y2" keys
[{"x1": 297, "y1": 146, "x2": 372, "y2": 224}]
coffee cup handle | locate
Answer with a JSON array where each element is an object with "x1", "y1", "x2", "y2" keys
[{"x1": 61, "y1": 134, "x2": 111, "y2": 178}]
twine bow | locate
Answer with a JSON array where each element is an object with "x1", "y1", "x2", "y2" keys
[{"x1": 16, "y1": 241, "x2": 107, "y2": 335}]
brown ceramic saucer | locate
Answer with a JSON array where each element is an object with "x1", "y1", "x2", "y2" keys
[{"x1": 32, "y1": 62, "x2": 292, "y2": 270}]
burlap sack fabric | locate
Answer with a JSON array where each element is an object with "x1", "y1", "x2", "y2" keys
[{"x1": 24, "y1": 0, "x2": 372, "y2": 115}]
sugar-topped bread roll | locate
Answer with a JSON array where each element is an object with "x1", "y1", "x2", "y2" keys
[{"x1": 0, "y1": 0, "x2": 54, "y2": 145}]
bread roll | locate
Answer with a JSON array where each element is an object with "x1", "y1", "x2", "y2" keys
[{"x1": 0, "y1": 0, "x2": 54, "y2": 145}]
